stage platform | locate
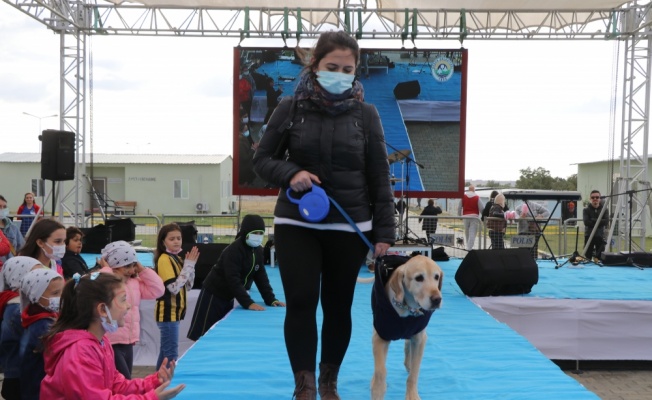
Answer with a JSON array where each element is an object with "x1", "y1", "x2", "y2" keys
[{"x1": 84, "y1": 252, "x2": 652, "y2": 398}]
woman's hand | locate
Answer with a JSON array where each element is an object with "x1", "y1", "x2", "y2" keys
[
  {"x1": 185, "y1": 246, "x2": 200, "y2": 262},
  {"x1": 373, "y1": 243, "x2": 391, "y2": 259},
  {"x1": 248, "y1": 303, "x2": 265, "y2": 311},
  {"x1": 289, "y1": 171, "x2": 321, "y2": 192}
]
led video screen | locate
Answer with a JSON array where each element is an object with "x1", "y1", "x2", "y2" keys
[{"x1": 233, "y1": 46, "x2": 467, "y2": 198}]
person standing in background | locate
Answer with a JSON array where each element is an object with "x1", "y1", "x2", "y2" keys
[
  {"x1": 458, "y1": 185, "x2": 484, "y2": 251},
  {"x1": 419, "y1": 199, "x2": 442, "y2": 244},
  {"x1": 487, "y1": 194, "x2": 507, "y2": 250},
  {"x1": 16, "y1": 193, "x2": 40, "y2": 238},
  {"x1": 583, "y1": 190, "x2": 609, "y2": 263},
  {"x1": 517, "y1": 201, "x2": 550, "y2": 259},
  {"x1": 0, "y1": 195, "x2": 25, "y2": 266}
]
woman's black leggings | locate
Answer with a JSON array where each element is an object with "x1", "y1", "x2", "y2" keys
[{"x1": 274, "y1": 224, "x2": 370, "y2": 372}]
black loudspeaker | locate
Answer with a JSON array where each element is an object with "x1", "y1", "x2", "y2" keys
[
  {"x1": 393, "y1": 80, "x2": 421, "y2": 100},
  {"x1": 174, "y1": 221, "x2": 198, "y2": 244},
  {"x1": 455, "y1": 249, "x2": 538, "y2": 296},
  {"x1": 40, "y1": 129, "x2": 75, "y2": 181},
  {"x1": 182, "y1": 243, "x2": 229, "y2": 289},
  {"x1": 106, "y1": 218, "x2": 136, "y2": 242},
  {"x1": 80, "y1": 224, "x2": 112, "y2": 254},
  {"x1": 601, "y1": 251, "x2": 652, "y2": 266}
]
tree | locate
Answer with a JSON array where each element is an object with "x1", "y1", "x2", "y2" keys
[
  {"x1": 516, "y1": 168, "x2": 577, "y2": 190},
  {"x1": 516, "y1": 167, "x2": 555, "y2": 189}
]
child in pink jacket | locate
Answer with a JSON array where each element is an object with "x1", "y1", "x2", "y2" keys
[
  {"x1": 100, "y1": 241, "x2": 165, "y2": 378},
  {"x1": 41, "y1": 272, "x2": 184, "y2": 399}
]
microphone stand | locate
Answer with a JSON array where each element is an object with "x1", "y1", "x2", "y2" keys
[{"x1": 384, "y1": 142, "x2": 425, "y2": 244}]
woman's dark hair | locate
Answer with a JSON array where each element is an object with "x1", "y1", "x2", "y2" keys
[
  {"x1": 428, "y1": 199, "x2": 435, "y2": 206},
  {"x1": 490, "y1": 190, "x2": 499, "y2": 200},
  {"x1": 296, "y1": 31, "x2": 359, "y2": 72},
  {"x1": 44, "y1": 272, "x2": 123, "y2": 348},
  {"x1": 18, "y1": 218, "x2": 66, "y2": 258},
  {"x1": 154, "y1": 223, "x2": 182, "y2": 266},
  {"x1": 65, "y1": 226, "x2": 84, "y2": 246},
  {"x1": 0, "y1": 195, "x2": 6, "y2": 203}
]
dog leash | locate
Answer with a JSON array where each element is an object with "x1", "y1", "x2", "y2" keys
[{"x1": 327, "y1": 196, "x2": 375, "y2": 253}]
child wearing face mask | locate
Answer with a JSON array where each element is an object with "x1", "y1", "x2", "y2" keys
[
  {"x1": 0, "y1": 256, "x2": 44, "y2": 400},
  {"x1": 187, "y1": 214, "x2": 285, "y2": 341},
  {"x1": 99, "y1": 240, "x2": 164, "y2": 379},
  {"x1": 18, "y1": 268, "x2": 63, "y2": 400},
  {"x1": 154, "y1": 223, "x2": 199, "y2": 369},
  {"x1": 40, "y1": 272, "x2": 186, "y2": 399},
  {"x1": 18, "y1": 218, "x2": 66, "y2": 276}
]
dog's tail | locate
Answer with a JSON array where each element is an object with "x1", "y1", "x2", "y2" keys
[{"x1": 357, "y1": 276, "x2": 374, "y2": 284}]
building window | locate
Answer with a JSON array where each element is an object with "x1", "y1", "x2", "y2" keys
[
  {"x1": 173, "y1": 179, "x2": 189, "y2": 199},
  {"x1": 31, "y1": 179, "x2": 45, "y2": 197}
]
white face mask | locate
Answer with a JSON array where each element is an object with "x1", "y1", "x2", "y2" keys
[
  {"x1": 44, "y1": 243, "x2": 66, "y2": 261},
  {"x1": 0, "y1": 208, "x2": 8, "y2": 219},
  {"x1": 101, "y1": 305, "x2": 119, "y2": 333},
  {"x1": 246, "y1": 233, "x2": 264, "y2": 248},
  {"x1": 243, "y1": 130, "x2": 250, "y2": 138},
  {"x1": 41, "y1": 296, "x2": 60, "y2": 313},
  {"x1": 316, "y1": 70, "x2": 355, "y2": 95}
]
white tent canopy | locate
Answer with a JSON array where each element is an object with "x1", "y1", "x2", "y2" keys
[
  {"x1": 107, "y1": 1, "x2": 628, "y2": 9},
  {"x1": 104, "y1": 1, "x2": 633, "y2": 33}
]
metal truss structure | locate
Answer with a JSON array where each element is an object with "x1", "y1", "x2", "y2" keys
[{"x1": 3, "y1": 0, "x2": 652, "y2": 249}]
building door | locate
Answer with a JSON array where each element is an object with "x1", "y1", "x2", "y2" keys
[{"x1": 89, "y1": 178, "x2": 107, "y2": 212}]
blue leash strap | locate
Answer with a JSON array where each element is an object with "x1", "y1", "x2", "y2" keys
[{"x1": 327, "y1": 196, "x2": 375, "y2": 253}]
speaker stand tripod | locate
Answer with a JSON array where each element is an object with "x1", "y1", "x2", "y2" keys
[
  {"x1": 558, "y1": 226, "x2": 587, "y2": 268},
  {"x1": 385, "y1": 141, "x2": 425, "y2": 245}
]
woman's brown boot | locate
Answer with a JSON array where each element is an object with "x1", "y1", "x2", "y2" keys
[
  {"x1": 318, "y1": 362, "x2": 341, "y2": 400},
  {"x1": 293, "y1": 370, "x2": 317, "y2": 400}
]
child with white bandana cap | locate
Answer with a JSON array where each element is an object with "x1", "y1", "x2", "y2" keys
[
  {"x1": 18, "y1": 268, "x2": 63, "y2": 400},
  {"x1": 99, "y1": 240, "x2": 165, "y2": 379},
  {"x1": 0, "y1": 256, "x2": 44, "y2": 400}
]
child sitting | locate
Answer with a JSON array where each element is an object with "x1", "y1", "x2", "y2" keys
[
  {"x1": 41, "y1": 272, "x2": 185, "y2": 399},
  {"x1": 18, "y1": 268, "x2": 63, "y2": 400},
  {"x1": 0, "y1": 256, "x2": 44, "y2": 400}
]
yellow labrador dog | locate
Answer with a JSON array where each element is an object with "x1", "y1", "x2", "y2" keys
[{"x1": 370, "y1": 255, "x2": 443, "y2": 400}]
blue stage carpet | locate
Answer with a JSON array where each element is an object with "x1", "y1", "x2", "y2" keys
[{"x1": 168, "y1": 260, "x2": 600, "y2": 400}]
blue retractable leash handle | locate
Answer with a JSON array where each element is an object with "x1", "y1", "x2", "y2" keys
[{"x1": 286, "y1": 185, "x2": 375, "y2": 252}]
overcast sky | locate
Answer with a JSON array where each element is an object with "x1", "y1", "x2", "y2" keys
[{"x1": 1, "y1": 3, "x2": 620, "y2": 182}]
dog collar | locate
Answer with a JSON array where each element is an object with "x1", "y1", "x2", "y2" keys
[{"x1": 391, "y1": 298, "x2": 424, "y2": 316}]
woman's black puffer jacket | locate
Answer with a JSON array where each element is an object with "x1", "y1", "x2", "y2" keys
[{"x1": 253, "y1": 96, "x2": 395, "y2": 246}]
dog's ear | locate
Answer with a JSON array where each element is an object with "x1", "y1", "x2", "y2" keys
[
  {"x1": 388, "y1": 268, "x2": 405, "y2": 303},
  {"x1": 438, "y1": 269, "x2": 444, "y2": 292}
]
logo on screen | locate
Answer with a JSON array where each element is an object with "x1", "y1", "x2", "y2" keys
[{"x1": 432, "y1": 56, "x2": 454, "y2": 82}]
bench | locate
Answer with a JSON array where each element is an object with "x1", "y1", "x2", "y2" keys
[{"x1": 114, "y1": 201, "x2": 137, "y2": 215}]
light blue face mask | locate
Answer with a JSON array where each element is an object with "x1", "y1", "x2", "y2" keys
[
  {"x1": 101, "y1": 305, "x2": 119, "y2": 333},
  {"x1": 316, "y1": 70, "x2": 355, "y2": 95},
  {"x1": 0, "y1": 208, "x2": 8, "y2": 219},
  {"x1": 243, "y1": 130, "x2": 250, "y2": 137}
]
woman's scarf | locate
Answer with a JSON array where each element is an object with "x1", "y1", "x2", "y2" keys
[{"x1": 293, "y1": 71, "x2": 364, "y2": 116}]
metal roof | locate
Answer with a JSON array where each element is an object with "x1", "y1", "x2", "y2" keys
[{"x1": 0, "y1": 153, "x2": 230, "y2": 165}]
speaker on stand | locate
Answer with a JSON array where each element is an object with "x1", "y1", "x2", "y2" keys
[{"x1": 39, "y1": 129, "x2": 75, "y2": 216}]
